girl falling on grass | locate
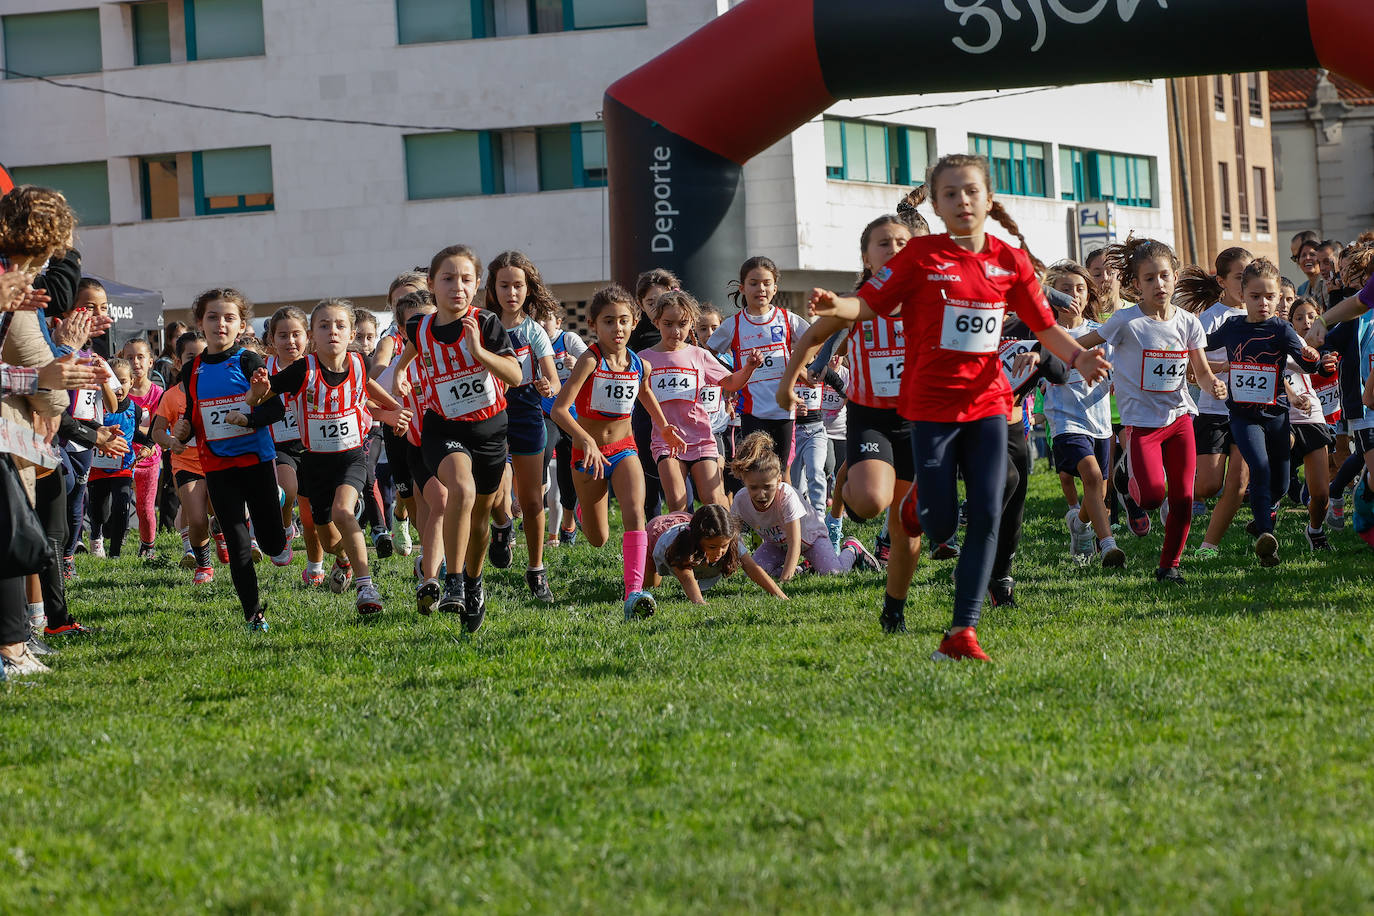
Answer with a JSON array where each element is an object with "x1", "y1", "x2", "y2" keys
[{"x1": 643, "y1": 503, "x2": 786, "y2": 604}]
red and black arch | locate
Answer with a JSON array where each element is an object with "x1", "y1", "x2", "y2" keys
[{"x1": 604, "y1": 0, "x2": 1374, "y2": 296}]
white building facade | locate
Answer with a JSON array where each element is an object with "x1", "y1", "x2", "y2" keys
[{"x1": 1, "y1": 0, "x2": 1174, "y2": 329}]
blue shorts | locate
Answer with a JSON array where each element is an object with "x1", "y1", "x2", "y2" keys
[
  {"x1": 507, "y1": 404, "x2": 548, "y2": 457},
  {"x1": 573, "y1": 436, "x2": 637, "y2": 475},
  {"x1": 1052, "y1": 433, "x2": 1111, "y2": 478}
]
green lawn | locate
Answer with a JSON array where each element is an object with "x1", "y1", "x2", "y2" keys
[{"x1": 3, "y1": 468, "x2": 1373, "y2": 913}]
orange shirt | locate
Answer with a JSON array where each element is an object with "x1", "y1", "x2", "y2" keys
[{"x1": 155, "y1": 384, "x2": 203, "y2": 477}]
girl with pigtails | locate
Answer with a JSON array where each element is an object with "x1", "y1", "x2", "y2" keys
[
  {"x1": 811, "y1": 153, "x2": 1112, "y2": 662},
  {"x1": 776, "y1": 203, "x2": 928, "y2": 635}
]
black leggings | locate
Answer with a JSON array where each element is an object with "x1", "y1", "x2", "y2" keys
[
  {"x1": 205, "y1": 461, "x2": 289, "y2": 621},
  {"x1": 360, "y1": 434, "x2": 387, "y2": 532},
  {"x1": 553, "y1": 425, "x2": 576, "y2": 512},
  {"x1": 0, "y1": 574, "x2": 28, "y2": 645},
  {"x1": 88, "y1": 476, "x2": 133, "y2": 556},
  {"x1": 1230, "y1": 412, "x2": 1289, "y2": 534},
  {"x1": 910, "y1": 416, "x2": 1008, "y2": 630},
  {"x1": 36, "y1": 468, "x2": 73, "y2": 630},
  {"x1": 1333, "y1": 448, "x2": 1367, "y2": 495},
  {"x1": 632, "y1": 405, "x2": 662, "y2": 521},
  {"x1": 992, "y1": 423, "x2": 1031, "y2": 583}
]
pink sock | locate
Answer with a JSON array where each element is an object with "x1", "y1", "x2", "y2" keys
[{"x1": 622, "y1": 530, "x2": 647, "y2": 599}]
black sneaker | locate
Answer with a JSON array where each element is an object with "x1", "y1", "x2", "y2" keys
[
  {"x1": 437, "y1": 577, "x2": 465, "y2": 615},
  {"x1": 988, "y1": 576, "x2": 1018, "y2": 608},
  {"x1": 525, "y1": 568, "x2": 554, "y2": 603},
  {"x1": 137, "y1": 543, "x2": 156, "y2": 561},
  {"x1": 488, "y1": 523, "x2": 513, "y2": 569},
  {"x1": 374, "y1": 529, "x2": 395, "y2": 559},
  {"x1": 879, "y1": 608, "x2": 906, "y2": 634},
  {"x1": 461, "y1": 576, "x2": 486, "y2": 633},
  {"x1": 1305, "y1": 527, "x2": 1333, "y2": 551},
  {"x1": 416, "y1": 578, "x2": 441, "y2": 616},
  {"x1": 1154, "y1": 566, "x2": 1185, "y2": 584}
]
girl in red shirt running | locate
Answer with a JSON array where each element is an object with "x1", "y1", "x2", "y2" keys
[{"x1": 812, "y1": 154, "x2": 1111, "y2": 662}]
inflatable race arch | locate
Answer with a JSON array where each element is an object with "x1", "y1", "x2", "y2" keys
[{"x1": 604, "y1": 0, "x2": 1374, "y2": 296}]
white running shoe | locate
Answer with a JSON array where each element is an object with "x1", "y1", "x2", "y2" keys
[
  {"x1": 397, "y1": 521, "x2": 413, "y2": 556},
  {"x1": 91, "y1": 540, "x2": 106, "y2": 558},
  {"x1": 356, "y1": 584, "x2": 383, "y2": 615}
]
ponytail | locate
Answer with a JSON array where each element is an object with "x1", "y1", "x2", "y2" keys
[
  {"x1": 1104, "y1": 235, "x2": 1179, "y2": 298},
  {"x1": 988, "y1": 200, "x2": 1042, "y2": 275},
  {"x1": 1173, "y1": 267, "x2": 1225, "y2": 315},
  {"x1": 729, "y1": 431, "x2": 782, "y2": 481}
]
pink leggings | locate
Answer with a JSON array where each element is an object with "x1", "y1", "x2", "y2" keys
[
  {"x1": 134, "y1": 462, "x2": 160, "y2": 545},
  {"x1": 752, "y1": 538, "x2": 856, "y2": 576},
  {"x1": 1124, "y1": 414, "x2": 1196, "y2": 570}
]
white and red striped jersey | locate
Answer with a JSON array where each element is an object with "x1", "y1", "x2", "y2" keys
[
  {"x1": 265, "y1": 356, "x2": 302, "y2": 445},
  {"x1": 414, "y1": 313, "x2": 506, "y2": 422},
  {"x1": 846, "y1": 314, "x2": 905, "y2": 409},
  {"x1": 295, "y1": 352, "x2": 372, "y2": 453},
  {"x1": 401, "y1": 360, "x2": 426, "y2": 447},
  {"x1": 706, "y1": 306, "x2": 809, "y2": 421}
]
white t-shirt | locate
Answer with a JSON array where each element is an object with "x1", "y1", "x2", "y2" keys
[
  {"x1": 1043, "y1": 321, "x2": 1112, "y2": 438},
  {"x1": 731, "y1": 481, "x2": 829, "y2": 548},
  {"x1": 651, "y1": 522, "x2": 725, "y2": 592},
  {"x1": 1195, "y1": 302, "x2": 1244, "y2": 416},
  {"x1": 1285, "y1": 358, "x2": 1325, "y2": 426},
  {"x1": 1097, "y1": 305, "x2": 1205, "y2": 429}
]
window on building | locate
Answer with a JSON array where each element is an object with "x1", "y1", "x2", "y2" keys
[
  {"x1": 140, "y1": 156, "x2": 180, "y2": 220},
  {"x1": 404, "y1": 131, "x2": 505, "y2": 199},
  {"x1": 537, "y1": 122, "x2": 607, "y2": 190},
  {"x1": 2, "y1": 9, "x2": 103, "y2": 78},
  {"x1": 1247, "y1": 73, "x2": 1263, "y2": 120},
  {"x1": 1058, "y1": 148, "x2": 1155, "y2": 207},
  {"x1": 529, "y1": 0, "x2": 646, "y2": 33},
  {"x1": 823, "y1": 119, "x2": 929, "y2": 185},
  {"x1": 186, "y1": 0, "x2": 265, "y2": 60},
  {"x1": 1213, "y1": 75, "x2": 1226, "y2": 114},
  {"x1": 9, "y1": 162, "x2": 111, "y2": 226},
  {"x1": 133, "y1": 3, "x2": 173, "y2": 65},
  {"x1": 195, "y1": 146, "x2": 274, "y2": 214},
  {"x1": 397, "y1": 0, "x2": 495, "y2": 43},
  {"x1": 969, "y1": 134, "x2": 1047, "y2": 198},
  {"x1": 1253, "y1": 166, "x2": 1269, "y2": 234},
  {"x1": 1218, "y1": 162, "x2": 1232, "y2": 232}
]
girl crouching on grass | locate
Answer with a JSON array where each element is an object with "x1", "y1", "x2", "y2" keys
[
  {"x1": 729, "y1": 431, "x2": 879, "y2": 582},
  {"x1": 643, "y1": 504, "x2": 787, "y2": 604}
]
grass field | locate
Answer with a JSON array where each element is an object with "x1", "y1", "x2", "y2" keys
[{"x1": 3, "y1": 467, "x2": 1373, "y2": 913}]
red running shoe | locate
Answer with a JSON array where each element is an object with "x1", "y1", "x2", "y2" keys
[
  {"x1": 898, "y1": 484, "x2": 923, "y2": 537},
  {"x1": 931, "y1": 628, "x2": 991, "y2": 662},
  {"x1": 213, "y1": 531, "x2": 230, "y2": 565},
  {"x1": 193, "y1": 565, "x2": 214, "y2": 585}
]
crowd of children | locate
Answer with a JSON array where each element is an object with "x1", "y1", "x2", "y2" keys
[{"x1": 6, "y1": 155, "x2": 1374, "y2": 678}]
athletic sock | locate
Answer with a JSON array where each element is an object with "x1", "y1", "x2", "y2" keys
[
  {"x1": 883, "y1": 593, "x2": 907, "y2": 619},
  {"x1": 622, "y1": 530, "x2": 647, "y2": 599},
  {"x1": 27, "y1": 602, "x2": 45, "y2": 630},
  {"x1": 355, "y1": 575, "x2": 373, "y2": 590},
  {"x1": 194, "y1": 544, "x2": 211, "y2": 567},
  {"x1": 306, "y1": 559, "x2": 324, "y2": 575},
  {"x1": 527, "y1": 564, "x2": 544, "y2": 573},
  {"x1": 1200, "y1": 541, "x2": 1218, "y2": 551},
  {"x1": 1099, "y1": 536, "x2": 1118, "y2": 552},
  {"x1": 180, "y1": 529, "x2": 191, "y2": 552},
  {"x1": 445, "y1": 572, "x2": 462, "y2": 590},
  {"x1": 1307, "y1": 525, "x2": 1324, "y2": 535}
]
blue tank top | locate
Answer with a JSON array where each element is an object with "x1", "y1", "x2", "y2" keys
[
  {"x1": 188, "y1": 349, "x2": 275, "y2": 462},
  {"x1": 94, "y1": 400, "x2": 139, "y2": 473}
]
